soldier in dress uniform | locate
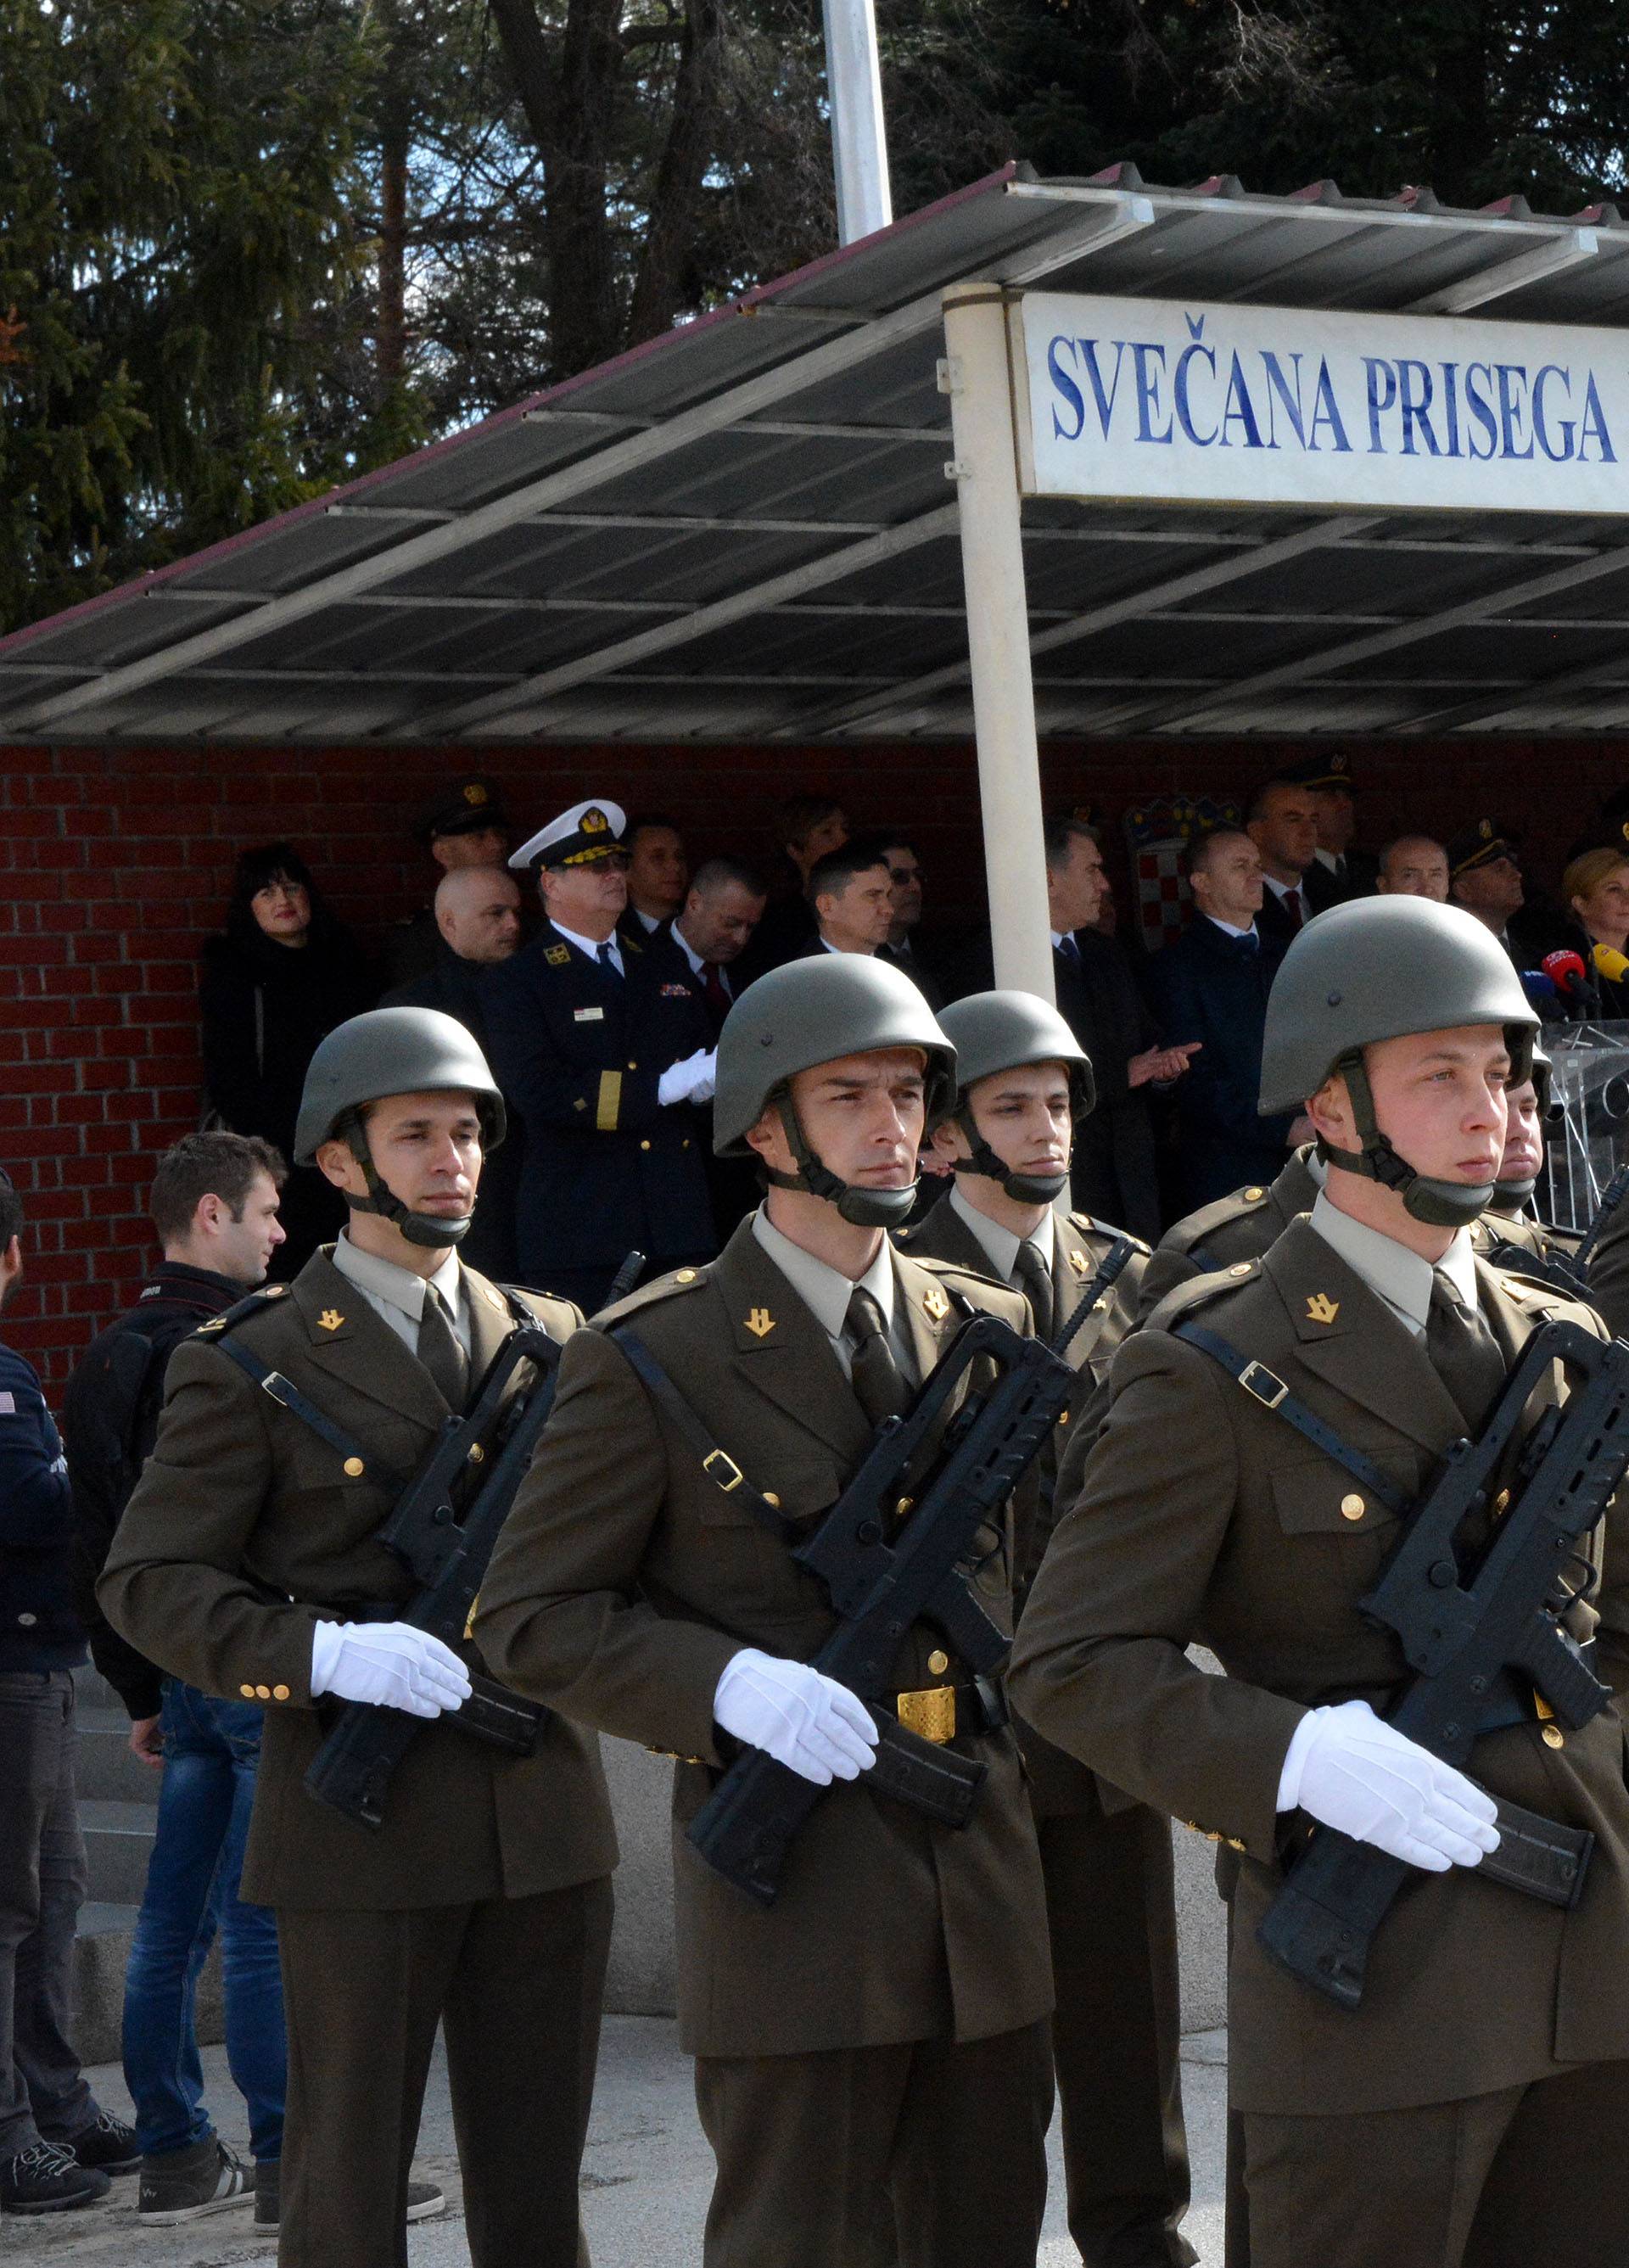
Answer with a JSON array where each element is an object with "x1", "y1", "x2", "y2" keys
[
  {"x1": 898, "y1": 994, "x2": 1195, "y2": 2268},
  {"x1": 1012, "y1": 899, "x2": 1629, "y2": 2268},
  {"x1": 482, "y1": 798, "x2": 717, "y2": 1311},
  {"x1": 98, "y1": 1010, "x2": 616, "y2": 2268},
  {"x1": 383, "y1": 774, "x2": 512, "y2": 988},
  {"x1": 476, "y1": 956, "x2": 1055, "y2": 2268}
]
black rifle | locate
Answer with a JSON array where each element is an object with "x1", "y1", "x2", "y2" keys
[
  {"x1": 1257, "y1": 1321, "x2": 1629, "y2": 2009},
  {"x1": 303, "y1": 1323, "x2": 564, "y2": 1829},
  {"x1": 686, "y1": 1312, "x2": 1077, "y2": 1907},
  {"x1": 1487, "y1": 1162, "x2": 1629, "y2": 1296}
]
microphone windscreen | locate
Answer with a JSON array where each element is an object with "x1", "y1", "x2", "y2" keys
[
  {"x1": 1521, "y1": 971, "x2": 1559, "y2": 1001},
  {"x1": 1593, "y1": 943, "x2": 1629, "y2": 983},
  {"x1": 1542, "y1": 949, "x2": 1589, "y2": 995}
]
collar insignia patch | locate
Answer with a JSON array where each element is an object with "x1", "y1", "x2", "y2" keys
[
  {"x1": 1306, "y1": 1293, "x2": 1340, "y2": 1324},
  {"x1": 1066, "y1": 1246, "x2": 1088, "y2": 1276},
  {"x1": 744, "y1": 1308, "x2": 775, "y2": 1338},
  {"x1": 545, "y1": 944, "x2": 571, "y2": 966},
  {"x1": 317, "y1": 1308, "x2": 345, "y2": 1332},
  {"x1": 922, "y1": 1284, "x2": 950, "y2": 1321}
]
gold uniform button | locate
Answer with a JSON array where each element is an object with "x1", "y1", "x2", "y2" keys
[
  {"x1": 272, "y1": 1684, "x2": 290, "y2": 1702},
  {"x1": 1341, "y1": 1493, "x2": 1365, "y2": 1521},
  {"x1": 763, "y1": 1491, "x2": 781, "y2": 1509},
  {"x1": 628, "y1": 1060, "x2": 638, "y2": 1069},
  {"x1": 239, "y1": 1684, "x2": 256, "y2": 1699},
  {"x1": 927, "y1": 1649, "x2": 949, "y2": 1676},
  {"x1": 1542, "y1": 1724, "x2": 1565, "y2": 1750},
  {"x1": 255, "y1": 1685, "x2": 272, "y2": 1700},
  {"x1": 675, "y1": 1268, "x2": 697, "y2": 1283},
  {"x1": 1244, "y1": 1187, "x2": 1265, "y2": 1201},
  {"x1": 640, "y1": 1140, "x2": 652, "y2": 1151},
  {"x1": 343, "y1": 1456, "x2": 365, "y2": 1478},
  {"x1": 1229, "y1": 1263, "x2": 1252, "y2": 1278}
]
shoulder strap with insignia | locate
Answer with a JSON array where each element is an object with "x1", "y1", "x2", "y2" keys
[{"x1": 192, "y1": 1283, "x2": 291, "y2": 1338}]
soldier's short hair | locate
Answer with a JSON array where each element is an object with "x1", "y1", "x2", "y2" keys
[
  {"x1": 691, "y1": 854, "x2": 768, "y2": 899},
  {"x1": 150, "y1": 1133, "x2": 287, "y2": 1244}
]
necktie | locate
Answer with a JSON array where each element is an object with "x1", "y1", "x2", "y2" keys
[
  {"x1": 417, "y1": 1285, "x2": 469, "y2": 1411},
  {"x1": 596, "y1": 941, "x2": 621, "y2": 977},
  {"x1": 699, "y1": 961, "x2": 731, "y2": 1015},
  {"x1": 1425, "y1": 1277, "x2": 1505, "y2": 1433},
  {"x1": 1013, "y1": 1240, "x2": 1055, "y2": 1344},
  {"x1": 845, "y1": 1286, "x2": 910, "y2": 1429},
  {"x1": 1280, "y1": 888, "x2": 1304, "y2": 934},
  {"x1": 1055, "y1": 933, "x2": 1082, "y2": 971}
]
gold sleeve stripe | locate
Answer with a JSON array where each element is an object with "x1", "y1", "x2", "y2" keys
[{"x1": 596, "y1": 1071, "x2": 623, "y2": 1130}]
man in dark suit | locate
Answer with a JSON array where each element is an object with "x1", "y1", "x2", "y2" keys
[
  {"x1": 666, "y1": 858, "x2": 770, "y2": 1038},
  {"x1": 383, "y1": 867, "x2": 525, "y2": 1280},
  {"x1": 947, "y1": 819, "x2": 1196, "y2": 1240},
  {"x1": 483, "y1": 799, "x2": 716, "y2": 1312},
  {"x1": 1246, "y1": 776, "x2": 1323, "y2": 944},
  {"x1": 1279, "y1": 752, "x2": 1379, "y2": 907},
  {"x1": 1150, "y1": 828, "x2": 1307, "y2": 1210},
  {"x1": 875, "y1": 833, "x2": 945, "y2": 1008},
  {"x1": 620, "y1": 814, "x2": 690, "y2": 941}
]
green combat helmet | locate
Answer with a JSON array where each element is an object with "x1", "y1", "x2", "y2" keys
[
  {"x1": 1258, "y1": 898, "x2": 1537, "y2": 1229},
  {"x1": 294, "y1": 1006, "x2": 506, "y2": 1250},
  {"x1": 714, "y1": 955, "x2": 956, "y2": 1229},
  {"x1": 933, "y1": 992, "x2": 1094, "y2": 1205}
]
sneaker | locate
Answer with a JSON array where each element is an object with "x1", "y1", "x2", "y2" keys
[
  {"x1": 1, "y1": 2139, "x2": 111, "y2": 2215},
  {"x1": 253, "y1": 2160, "x2": 445, "y2": 2233},
  {"x1": 59, "y1": 2108, "x2": 141, "y2": 2176},
  {"x1": 137, "y1": 2136, "x2": 254, "y2": 2226}
]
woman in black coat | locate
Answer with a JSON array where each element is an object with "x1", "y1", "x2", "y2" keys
[{"x1": 199, "y1": 843, "x2": 376, "y2": 1274}]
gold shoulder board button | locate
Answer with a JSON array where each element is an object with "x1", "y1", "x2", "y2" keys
[
  {"x1": 1229, "y1": 1263, "x2": 1252, "y2": 1278},
  {"x1": 675, "y1": 1268, "x2": 697, "y2": 1282},
  {"x1": 1340, "y1": 1493, "x2": 1365, "y2": 1520},
  {"x1": 1243, "y1": 1187, "x2": 1266, "y2": 1201}
]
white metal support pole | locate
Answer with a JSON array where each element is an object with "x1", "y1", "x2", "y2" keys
[
  {"x1": 941, "y1": 284, "x2": 1055, "y2": 1005},
  {"x1": 821, "y1": 0, "x2": 893, "y2": 244}
]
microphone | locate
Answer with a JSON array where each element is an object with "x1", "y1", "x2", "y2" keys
[
  {"x1": 1542, "y1": 949, "x2": 1599, "y2": 1019},
  {"x1": 1593, "y1": 943, "x2": 1629, "y2": 985},
  {"x1": 1520, "y1": 970, "x2": 1559, "y2": 1008}
]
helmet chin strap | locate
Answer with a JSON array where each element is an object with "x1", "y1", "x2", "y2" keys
[
  {"x1": 340, "y1": 1115, "x2": 472, "y2": 1251},
  {"x1": 760, "y1": 1095, "x2": 919, "y2": 1229},
  {"x1": 1318, "y1": 1051, "x2": 1492, "y2": 1230},
  {"x1": 949, "y1": 1107, "x2": 1068, "y2": 1205},
  {"x1": 1489, "y1": 1178, "x2": 1537, "y2": 1211}
]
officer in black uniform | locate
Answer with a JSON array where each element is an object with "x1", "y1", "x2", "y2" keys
[
  {"x1": 1278, "y1": 752, "x2": 1377, "y2": 908},
  {"x1": 482, "y1": 798, "x2": 717, "y2": 1312},
  {"x1": 383, "y1": 775, "x2": 512, "y2": 988}
]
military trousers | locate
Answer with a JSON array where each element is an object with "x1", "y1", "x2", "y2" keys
[
  {"x1": 1038, "y1": 1804, "x2": 1196, "y2": 2268},
  {"x1": 1242, "y1": 2059, "x2": 1629, "y2": 2268},
  {"x1": 693, "y1": 2018, "x2": 1053, "y2": 2268},
  {"x1": 277, "y1": 1874, "x2": 613, "y2": 2268}
]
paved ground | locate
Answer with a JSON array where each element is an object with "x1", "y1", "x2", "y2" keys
[{"x1": 10, "y1": 2018, "x2": 1229, "y2": 2265}]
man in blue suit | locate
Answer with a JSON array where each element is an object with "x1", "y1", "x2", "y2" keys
[
  {"x1": 1150, "y1": 829, "x2": 1309, "y2": 1211},
  {"x1": 483, "y1": 799, "x2": 716, "y2": 1310}
]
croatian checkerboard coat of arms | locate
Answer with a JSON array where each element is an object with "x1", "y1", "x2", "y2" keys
[{"x1": 1122, "y1": 793, "x2": 1243, "y2": 955}]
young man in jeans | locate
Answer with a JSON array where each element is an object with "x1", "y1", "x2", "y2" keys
[{"x1": 0, "y1": 1172, "x2": 138, "y2": 2215}]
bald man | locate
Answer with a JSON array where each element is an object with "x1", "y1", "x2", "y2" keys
[
  {"x1": 381, "y1": 868, "x2": 526, "y2": 1279},
  {"x1": 1375, "y1": 836, "x2": 1450, "y2": 902}
]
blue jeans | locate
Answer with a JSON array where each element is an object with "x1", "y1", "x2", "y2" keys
[{"x1": 121, "y1": 1683, "x2": 285, "y2": 2161}]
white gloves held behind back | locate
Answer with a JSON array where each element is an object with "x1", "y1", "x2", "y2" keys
[
  {"x1": 714, "y1": 1649, "x2": 879, "y2": 1784},
  {"x1": 1279, "y1": 1699, "x2": 1500, "y2": 1873},
  {"x1": 309, "y1": 1621, "x2": 473, "y2": 1720}
]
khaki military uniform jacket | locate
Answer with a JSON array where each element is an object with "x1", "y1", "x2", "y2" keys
[
  {"x1": 474, "y1": 1216, "x2": 1053, "y2": 2060},
  {"x1": 1010, "y1": 1218, "x2": 1629, "y2": 2117},
  {"x1": 1134, "y1": 1145, "x2": 1319, "y2": 1322},
  {"x1": 99, "y1": 1249, "x2": 617, "y2": 1912}
]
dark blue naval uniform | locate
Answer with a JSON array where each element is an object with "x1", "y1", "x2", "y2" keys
[{"x1": 482, "y1": 921, "x2": 716, "y2": 1310}]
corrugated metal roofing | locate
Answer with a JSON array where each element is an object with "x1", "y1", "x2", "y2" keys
[{"x1": 7, "y1": 159, "x2": 1629, "y2": 746}]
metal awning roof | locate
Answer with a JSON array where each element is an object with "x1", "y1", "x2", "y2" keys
[{"x1": 8, "y1": 159, "x2": 1629, "y2": 748}]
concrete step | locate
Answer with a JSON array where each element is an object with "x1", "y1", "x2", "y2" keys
[
  {"x1": 78, "y1": 1800, "x2": 159, "y2": 1905},
  {"x1": 76, "y1": 1705, "x2": 165, "y2": 1804}
]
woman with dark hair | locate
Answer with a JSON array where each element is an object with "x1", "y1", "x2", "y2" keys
[{"x1": 199, "y1": 844, "x2": 375, "y2": 1273}]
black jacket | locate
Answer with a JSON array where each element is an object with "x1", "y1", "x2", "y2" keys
[
  {"x1": 0, "y1": 1341, "x2": 85, "y2": 1674},
  {"x1": 1147, "y1": 917, "x2": 1297, "y2": 1210},
  {"x1": 481, "y1": 922, "x2": 716, "y2": 1285},
  {"x1": 199, "y1": 925, "x2": 375, "y2": 1164},
  {"x1": 62, "y1": 1263, "x2": 244, "y2": 1716}
]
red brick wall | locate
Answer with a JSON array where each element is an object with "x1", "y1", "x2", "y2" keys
[{"x1": 4, "y1": 732, "x2": 1624, "y2": 1389}]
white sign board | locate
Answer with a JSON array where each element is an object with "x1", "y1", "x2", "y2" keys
[{"x1": 1018, "y1": 291, "x2": 1629, "y2": 515}]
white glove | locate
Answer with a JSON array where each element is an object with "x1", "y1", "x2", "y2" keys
[
  {"x1": 714, "y1": 1649, "x2": 880, "y2": 1785},
  {"x1": 309, "y1": 1621, "x2": 473, "y2": 1720},
  {"x1": 658, "y1": 1049, "x2": 717, "y2": 1107},
  {"x1": 1278, "y1": 1699, "x2": 1500, "y2": 1873}
]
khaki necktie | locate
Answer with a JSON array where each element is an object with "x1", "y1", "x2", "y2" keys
[
  {"x1": 1425, "y1": 1275, "x2": 1505, "y2": 1434},
  {"x1": 417, "y1": 1285, "x2": 469, "y2": 1411},
  {"x1": 1013, "y1": 1239, "x2": 1055, "y2": 1344},
  {"x1": 844, "y1": 1286, "x2": 909, "y2": 1430}
]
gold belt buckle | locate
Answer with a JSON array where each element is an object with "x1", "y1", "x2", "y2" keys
[{"x1": 896, "y1": 1686, "x2": 957, "y2": 1744}]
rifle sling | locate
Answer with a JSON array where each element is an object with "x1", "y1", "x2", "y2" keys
[
  {"x1": 213, "y1": 1336, "x2": 411, "y2": 1498},
  {"x1": 612, "y1": 1327, "x2": 801, "y2": 1540},
  {"x1": 1173, "y1": 1321, "x2": 1413, "y2": 1519}
]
